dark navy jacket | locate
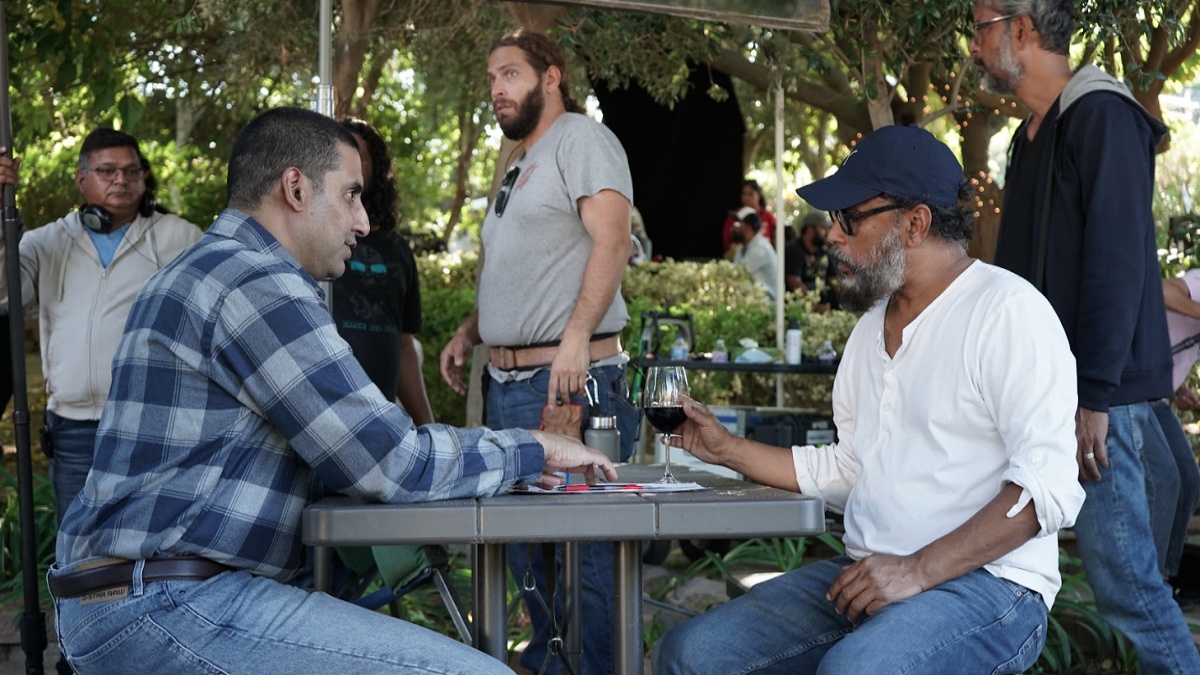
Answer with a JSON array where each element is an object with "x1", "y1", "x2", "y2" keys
[{"x1": 997, "y1": 65, "x2": 1171, "y2": 411}]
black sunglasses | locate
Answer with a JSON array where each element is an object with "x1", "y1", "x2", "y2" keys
[
  {"x1": 828, "y1": 203, "x2": 905, "y2": 237},
  {"x1": 495, "y1": 166, "x2": 520, "y2": 217}
]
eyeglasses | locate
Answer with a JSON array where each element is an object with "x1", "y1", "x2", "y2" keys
[
  {"x1": 83, "y1": 166, "x2": 145, "y2": 182},
  {"x1": 828, "y1": 203, "x2": 905, "y2": 236},
  {"x1": 970, "y1": 13, "x2": 1017, "y2": 37},
  {"x1": 494, "y1": 166, "x2": 520, "y2": 217}
]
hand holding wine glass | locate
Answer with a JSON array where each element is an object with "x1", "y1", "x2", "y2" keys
[{"x1": 643, "y1": 366, "x2": 689, "y2": 483}]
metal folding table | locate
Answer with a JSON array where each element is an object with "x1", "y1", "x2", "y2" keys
[{"x1": 302, "y1": 464, "x2": 825, "y2": 675}]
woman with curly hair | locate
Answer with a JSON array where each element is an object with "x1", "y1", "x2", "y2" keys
[{"x1": 335, "y1": 117, "x2": 434, "y2": 425}]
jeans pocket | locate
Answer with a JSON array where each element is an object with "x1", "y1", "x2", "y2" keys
[{"x1": 990, "y1": 621, "x2": 1045, "y2": 675}]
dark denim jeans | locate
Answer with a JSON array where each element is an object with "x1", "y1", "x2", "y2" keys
[
  {"x1": 46, "y1": 411, "x2": 99, "y2": 524},
  {"x1": 486, "y1": 364, "x2": 637, "y2": 675}
]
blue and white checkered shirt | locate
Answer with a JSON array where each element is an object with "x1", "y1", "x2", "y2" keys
[{"x1": 57, "y1": 209, "x2": 542, "y2": 579}]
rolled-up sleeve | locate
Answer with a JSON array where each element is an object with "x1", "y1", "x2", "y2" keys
[{"x1": 984, "y1": 291, "x2": 1086, "y2": 537}]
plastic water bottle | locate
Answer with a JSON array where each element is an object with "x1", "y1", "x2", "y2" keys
[
  {"x1": 818, "y1": 340, "x2": 838, "y2": 364},
  {"x1": 785, "y1": 319, "x2": 803, "y2": 365},
  {"x1": 711, "y1": 339, "x2": 729, "y2": 363},
  {"x1": 670, "y1": 335, "x2": 689, "y2": 361},
  {"x1": 584, "y1": 415, "x2": 622, "y2": 462}
]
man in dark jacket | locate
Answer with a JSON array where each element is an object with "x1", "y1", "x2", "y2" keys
[{"x1": 970, "y1": 2, "x2": 1199, "y2": 672}]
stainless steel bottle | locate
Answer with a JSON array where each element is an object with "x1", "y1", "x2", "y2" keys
[{"x1": 584, "y1": 415, "x2": 622, "y2": 462}]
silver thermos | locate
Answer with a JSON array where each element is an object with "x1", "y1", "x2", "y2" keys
[{"x1": 584, "y1": 415, "x2": 621, "y2": 462}]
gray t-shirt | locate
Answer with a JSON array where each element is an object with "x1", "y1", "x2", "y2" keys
[{"x1": 478, "y1": 113, "x2": 634, "y2": 347}]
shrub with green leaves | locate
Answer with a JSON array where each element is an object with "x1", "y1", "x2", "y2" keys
[{"x1": 416, "y1": 256, "x2": 861, "y2": 423}]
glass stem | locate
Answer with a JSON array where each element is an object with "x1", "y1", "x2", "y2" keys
[{"x1": 662, "y1": 433, "x2": 674, "y2": 481}]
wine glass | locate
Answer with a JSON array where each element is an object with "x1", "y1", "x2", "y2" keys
[{"x1": 643, "y1": 366, "x2": 690, "y2": 484}]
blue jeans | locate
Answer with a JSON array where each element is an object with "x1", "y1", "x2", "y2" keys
[
  {"x1": 652, "y1": 556, "x2": 1047, "y2": 674},
  {"x1": 50, "y1": 558, "x2": 510, "y2": 674},
  {"x1": 1071, "y1": 402, "x2": 1200, "y2": 674},
  {"x1": 46, "y1": 411, "x2": 99, "y2": 524},
  {"x1": 1149, "y1": 399, "x2": 1200, "y2": 577},
  {"x1": 485, "y1": 364, "x2": 637, "y2": 675}
]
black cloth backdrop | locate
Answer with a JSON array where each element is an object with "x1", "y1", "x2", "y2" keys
[{"x1": 591, "y1": 66, "x2": 745, "y2": 261}]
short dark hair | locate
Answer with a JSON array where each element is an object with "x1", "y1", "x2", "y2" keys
[
  {"x1": 227, "y1": 107, "x2": 358, "y2": 211},
  {"x1": 884, "y1": 178, "x2": 976, "y2": 246},
  {"x1": 490, "y1": 30, "x2": 584, "y2": 114},
  {"x1": 78, "y1": 128, "x2": 141, "y2": 169},
  {"x1": 341, "y1": 117, "x2": 398, "y2": 232},
  {"x1": 740, "y1": 211, "x2": 762, "y2": 232},
  {"x1": 981, "y1": 0, "x2": 1074, "y2": 55}
]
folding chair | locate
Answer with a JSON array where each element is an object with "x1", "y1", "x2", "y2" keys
[{"x1": 296, "y1": 544, "x2": 473, "y2": 644}]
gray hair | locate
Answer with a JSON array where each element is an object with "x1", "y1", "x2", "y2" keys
[
  {"x1": 980, "y1": 0, "x2": 1074, "y2": 55},
  {"x1": 227, "y1": 107, "x2": 358, "y2": 211}
]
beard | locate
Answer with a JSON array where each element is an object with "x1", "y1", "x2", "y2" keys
[
  {"x1": 977, "y1": 36, "x2": 1023, "y2": 95},
  {"x1": 829, "y1": 224, "x2": 907, "y2": 312},
  {"x1": 498, "y1": 83, "x2": 545, "y2": 141}
]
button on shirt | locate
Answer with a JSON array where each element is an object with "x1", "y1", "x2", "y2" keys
[
  {"x1": 792, "y1": 262, "x2": 1085, "y2": 608},
  {"x1": 57, "y1": 209, "x2": 544, "y2": 579}
]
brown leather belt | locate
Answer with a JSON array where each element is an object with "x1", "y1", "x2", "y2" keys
[
  {"x1": 489, "y1": 335, "x2": 622, "y2": 371},
  {"x1": 49, "y1": 557, "x2": 234, "y2": 599}
]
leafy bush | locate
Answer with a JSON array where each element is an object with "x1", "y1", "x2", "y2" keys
[{"x1": 415, "y1": 256, "x2": 862, "y2": 423}]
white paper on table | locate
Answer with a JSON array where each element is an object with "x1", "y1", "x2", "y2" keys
[{"x1": 513, "y1": 482, "x2": 705, "y2": 494}]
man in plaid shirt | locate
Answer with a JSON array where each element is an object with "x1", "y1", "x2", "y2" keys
[{"x1": 45, "y1": 107, "x2": 614, "y2": 674}]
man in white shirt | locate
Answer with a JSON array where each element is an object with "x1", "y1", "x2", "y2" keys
[
  {"x1": 653, "y1": 126, "x2": 1085, "y2": 675},
  {"x1": 732, "y1": 206, "x2": 778, "y2": 299}
]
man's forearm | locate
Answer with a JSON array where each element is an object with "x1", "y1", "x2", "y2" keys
[
  {"x1": 456, "y1": 312, "x2": 481, "y2": 345},
  {"x1": 562, "y1": 238, "x2": 626, "y2": 344},
  {"x1": 910, "y1": 483, "x2": 1039, "y2": 588}
]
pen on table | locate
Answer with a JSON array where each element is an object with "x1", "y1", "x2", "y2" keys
[{"x1": 563, "y1": 483, "x2": 644, "y2": 492}]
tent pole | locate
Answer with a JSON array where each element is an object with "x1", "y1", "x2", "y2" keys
[{"x1": 0, "y1": 1, "x2": 47, "y2": 671}]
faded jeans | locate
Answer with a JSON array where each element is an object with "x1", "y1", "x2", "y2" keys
[
  {"x1": 652, "y1": 557, "x2": 1047, "y2": 674},
  {"x1": 1147, "y1": 399, "x2": 1200, "y2": 577},
  {"x1": 50, "y1": 557, "x2": 511, "y2": 674},
  {"x1": 1071, "y1": 402, "x2": 1200, "y2": 674},
  {"x1": 485, "y1": 364, "x2": 638, "y2": 675}
]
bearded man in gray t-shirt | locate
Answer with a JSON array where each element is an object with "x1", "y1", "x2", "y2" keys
[{"x1": 438, "y1": 29, "x2": 638, "y2": 675}]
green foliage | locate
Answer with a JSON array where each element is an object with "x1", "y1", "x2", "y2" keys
[
  {"x1": 417, "y1": 252, "x2": 480, "y2": 428},
  {"x1": 620, "y1": 260, "x2": 856, "y2": 409},
  {"x1": 0, "y1": 467, "x2": 57, "y2": 608},
  {"x1": 1026, "y1": 548, "x2": 1134, "y2": 674}
]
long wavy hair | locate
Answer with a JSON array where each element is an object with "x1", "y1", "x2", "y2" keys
[
  {"x1": 489, "y1": 30, "x2": 585, "y2": 114},
  {"x1": 340, "y1": 117, "x2": 399, "y2": 232}
]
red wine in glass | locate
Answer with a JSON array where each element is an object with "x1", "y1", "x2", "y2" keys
[
  {"x1": 645, "y1": 405, "x2": 686, "y2": 434},
  {"x1": 643, "y1": 366, "x2": 689, "y2": 483}
]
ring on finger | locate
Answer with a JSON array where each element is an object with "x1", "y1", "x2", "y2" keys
[{"x1": 1084, "y1": 452, "x2": 1095, "y2": 460}]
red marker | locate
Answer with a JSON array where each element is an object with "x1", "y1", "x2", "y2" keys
[{"x1": 562, "y1": 483, "x2": 644, "y2": 492}]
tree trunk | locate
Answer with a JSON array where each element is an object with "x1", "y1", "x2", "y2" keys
[
  {"x1": 332, "y1": 0, "x2": 383, "y2": 118},
  {"x1": 960, "y1": 110, "x2": 1004, "y2": 263},
  {"x1": 440, "y1": 99, "x2": 484, "y2": 248}
]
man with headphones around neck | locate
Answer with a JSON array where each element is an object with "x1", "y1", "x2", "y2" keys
[{"x1": 0, "y1": 129, "x2": 201, "y2": 567}]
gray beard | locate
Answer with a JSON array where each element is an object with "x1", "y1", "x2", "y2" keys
[
  {"x1": 978, "y1": 39, "x2": 1023, "y2": 95},
  {"x1": 830, "y1": 225, "x2": 907, "y2": 312}
]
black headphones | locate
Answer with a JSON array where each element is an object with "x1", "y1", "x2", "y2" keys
[{"x1": 79, "y1": 190, "x2": 157, "y2": 233}]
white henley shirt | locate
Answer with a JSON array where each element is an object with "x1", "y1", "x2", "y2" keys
[{"x1": 793, "y1": 261, "x2": 1085, "y2": 608}]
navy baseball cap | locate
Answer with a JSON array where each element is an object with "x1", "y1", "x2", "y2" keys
[{"x1": 796, "y1": 125, "x2": 963, "y2": 211}]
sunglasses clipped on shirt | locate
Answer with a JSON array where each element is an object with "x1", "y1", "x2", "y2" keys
[{"x1": 494, "y1": 166, "x2": 520, "y2": 217}]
